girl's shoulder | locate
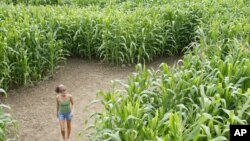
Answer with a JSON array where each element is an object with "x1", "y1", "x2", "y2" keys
[
  {"x1": 67, "y1": 94, "x2": 73, "y2": 98},
  {"x1": 56, "y1": 95, "x2": 61, "y2": 101}
]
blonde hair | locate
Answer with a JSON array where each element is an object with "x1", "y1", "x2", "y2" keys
[{"x1": 55, "y1": 84, "x2": 66, "y2": 93}]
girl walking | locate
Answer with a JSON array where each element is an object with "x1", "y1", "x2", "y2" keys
[{"x1": 55, "y1": 84, "x2": 74, "y2": 141}]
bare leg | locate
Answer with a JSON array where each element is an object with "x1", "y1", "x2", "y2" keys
[
  {"x1": 59, "y1": 120, "x2": 66, "y2": 140},
  {"x1": 66, "y1": 120, "x2": 71, "y2": 140}
]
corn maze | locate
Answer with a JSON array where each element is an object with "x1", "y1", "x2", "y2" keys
[{"x1": 0, "y1": 0, "x2": 250, "y2": 140}]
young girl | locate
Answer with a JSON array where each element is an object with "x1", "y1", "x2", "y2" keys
[{"x1": 56, "y1": 84, "x2": 74, "y2": 141}]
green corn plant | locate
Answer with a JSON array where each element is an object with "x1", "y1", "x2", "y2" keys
[
  {"x1": 0, "y1": 88, "x2": 17, "y2": 141},
  {"x1": 0, "y1": 1, "x2": 250, "y2": 140}
]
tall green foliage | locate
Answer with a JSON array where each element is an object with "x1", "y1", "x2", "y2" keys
[
  {"x1": 0, "y1": 89, "x2": 16, "y2": 141},
  {"x1": 0, "y1": 0, "x2": 249, "y2": 140},
  {"x1": 90, "y1": 0, "x2": 250, "y2": 140},
  {"x1": 0, "y1": 3, "x2": 199, "y2": 89}
]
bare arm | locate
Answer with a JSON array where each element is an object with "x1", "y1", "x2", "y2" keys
[
  {"x1": 70, "y1": 95, "x2": 74, "y2": 115},
  {"x1": 56, "y1": 96, "x2": 59, "y2": 117}
]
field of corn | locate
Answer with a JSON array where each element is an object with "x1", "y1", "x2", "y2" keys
[
  {"x1": 0, "y1": 0, "x2": 250, "y2": 140},
  {"x1": 0, "y1": 1, "x2": 199, "y2": 89}
]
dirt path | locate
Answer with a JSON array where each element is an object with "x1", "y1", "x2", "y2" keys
[{"x1": 3, "y1": 57, "x2": 180, "y2": 141}]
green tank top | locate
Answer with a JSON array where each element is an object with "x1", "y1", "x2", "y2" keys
[{"x1": 59, "y1": 98, "x2": 71, "y2": 113}]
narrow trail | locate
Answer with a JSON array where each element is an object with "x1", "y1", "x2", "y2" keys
[{"x1": 3, "y1": 57, "x2": 180, "y2": 141}]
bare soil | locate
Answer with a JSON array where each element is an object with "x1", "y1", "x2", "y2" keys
[{"x1": 2, "y1": 57, "x2": 180, "y2": 141}]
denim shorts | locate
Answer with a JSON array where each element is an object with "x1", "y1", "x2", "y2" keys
[{"x1": 58, "y1": 112, "x2": 73, "y2": 120}]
